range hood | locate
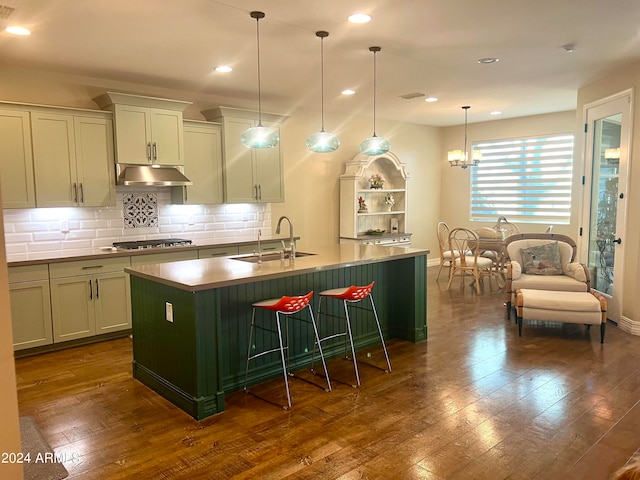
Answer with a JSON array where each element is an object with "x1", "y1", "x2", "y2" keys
[{"x1": 115, "y1": 164, "x2": 193, "y2": 186}]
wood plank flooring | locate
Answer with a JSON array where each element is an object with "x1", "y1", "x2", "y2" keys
[{"x1": 15, "y1": 266, "x2": 640, "y2": 479}]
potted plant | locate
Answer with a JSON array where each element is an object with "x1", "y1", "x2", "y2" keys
[{"x1": 369, "y1": 173, "x2": 385, "y2": 189}]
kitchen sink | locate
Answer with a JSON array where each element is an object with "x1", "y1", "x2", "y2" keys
[{"x1": 231, "y1": 251, "x2": 315, "y2": 263}]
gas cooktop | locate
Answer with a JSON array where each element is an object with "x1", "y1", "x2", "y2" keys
[{"x1": 112, "y1": 238, "x2": 193, "y2": 250}]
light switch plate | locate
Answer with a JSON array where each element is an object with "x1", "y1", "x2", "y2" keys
[{"x1": 165, "y1": 302, "x2": 173, "y2": 322}]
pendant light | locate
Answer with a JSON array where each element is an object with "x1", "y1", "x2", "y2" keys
[
  {"x1": 241, "y1": 11, "x2": 279, "y2": 149},
  {"x1": 306, "y1": 31, "x2": 340, "y2": 153},
  {"x1": 359, "y1": 46, "x2": 390, "y2": 156},
  {"x1": 447, "y1": 106, "x2": 481, "y2": 168}
]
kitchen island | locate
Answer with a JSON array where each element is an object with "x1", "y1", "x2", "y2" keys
[{"x1": 125, "y1": 243, "x2": 428, "y2": 419}]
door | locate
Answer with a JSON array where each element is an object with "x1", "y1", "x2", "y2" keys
[
  {"x1": 582, "y1": 91, "x2": 632, "y2": 321},
  {"x1": 50, "y1": 276, "x2": 95, "y2": 342},
  {"x1": 0, "y1": 109, "x2": 36, "y2": 208},
  {"x1": 94, "y1": 272, "x2": 131, "y2": 333},
  {"x1": 150, "y1": 109, "x2": 184, "y2": 165}
]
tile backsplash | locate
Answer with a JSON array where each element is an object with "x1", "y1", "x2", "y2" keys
[{"x1": 2, "y1": 188, "x2": 271, "y2": 255}]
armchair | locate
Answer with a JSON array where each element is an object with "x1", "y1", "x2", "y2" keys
[{"x1": 504, "y1": 233, "x2": 590, "y2": 317}]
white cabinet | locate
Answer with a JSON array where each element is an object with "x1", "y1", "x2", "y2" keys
[
  {"x1": 8, "y1": 265, "x2": 53, "y2": 351},
  {"x1": 0, "y1": 107, "x2": 36, "y2": 208},
  {"x1": 94, "y1": 92, "x2": 191, "y2": 165},
  {"x1": 340, "y1": 152, "x2": 411, "y2": 245},
  {"x1": 31, "y1": 111, "x2": 115, "y2": 207},
  {"x1": 49, "y1": 257, "x2": 131, "y2": 342},
  {"x1": 171, "y1": 120, "x2": 224, "y2": 205},
  {"x1": 203, "y1": 106, "x2": 288, "y2": 203}
]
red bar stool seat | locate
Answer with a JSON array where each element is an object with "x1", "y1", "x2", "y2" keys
[
  {"x1": 313, "y1": 282, "x2": 391, "y2": 387},
  {"x1": 244, "y1": 291, "x2": 331, "y2": 409}
]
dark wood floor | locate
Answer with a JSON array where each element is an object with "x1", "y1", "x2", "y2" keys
[{"x1": 15, "y1": 267, "x2": 640, "y2": 479}]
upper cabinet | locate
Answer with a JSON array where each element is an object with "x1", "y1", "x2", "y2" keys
[
  {"x1": 0, "y1": 107, "x2": 36, "y2": 208},
  {"x1": 31, "y1": 111, "x2": 115, "y2": 207},
  {"x1": 94, "y1": 92, "x2": 191, "y2": 165},
  {"x1": 340, "y1": 152, "x2": 411, "y2": 244},
  {"x1": 171, "y1": 120, "x2": 224, "y2": 205},
  {"x1": 203, "y1": 107, "x2": 288, "y2": 203}
]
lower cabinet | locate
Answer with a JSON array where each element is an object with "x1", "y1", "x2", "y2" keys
[
  {"x1": 49, "y1": 258, "x2": 131, "y2": 343},
  {"x1": 8, "y1": 265, "x2": 53, "y2": 351}
]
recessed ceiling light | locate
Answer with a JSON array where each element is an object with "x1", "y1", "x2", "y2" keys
[
  {"x1": 477, "y1": 57, "x2": 499, "y2": 64},
  {"x1": 490, "y1": 110, "x2": 502, "y2": 115},
  {"x1": 348, "y1": 13, "x2": 371, "y2": 24},
  {"x1": 214, "y1": 65, "x2": 232, "y2": 73},
  {"x1": 562, "y1": 44, "x2": 575, "y2": 53},
  {"x1": 341, "y1": 89, "x2": 356, "y2": 95},
  {"x1": 425, "y1": 97, "x2": 438, "y2": 103},
  {"x1": 5, "y1": 25, "x2": 31, "y2": 36}
]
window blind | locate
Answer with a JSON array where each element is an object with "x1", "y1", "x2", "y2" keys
[{"x1": 470, "y1": 134, "x2": 574, "y2": 224}]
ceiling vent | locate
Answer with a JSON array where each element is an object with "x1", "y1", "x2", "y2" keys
[
  {"x1": 0, "y1": 5, "x2": 15, "y2": 19},
  {"x1": 399, "y1": 92, "x2": 425, "y2": 100}
]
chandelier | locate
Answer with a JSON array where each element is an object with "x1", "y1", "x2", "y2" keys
[{"x1": 448, "y1": 106, "x2": 481, "y2": 168}]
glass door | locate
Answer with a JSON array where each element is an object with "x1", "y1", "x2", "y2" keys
[{"x1": 582, "y1": 92, "x2": 631, "y2": 321}]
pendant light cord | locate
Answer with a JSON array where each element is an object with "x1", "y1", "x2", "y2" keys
[
  {"x1": 320, "y1": 34, "x2": 325, "y2": 132},
  {"x1": 250, "y1": 11, "x2": 266, "y2": 127},
  {"x1": 372, "y1": 49, "x2": 377, "y2": 137}
]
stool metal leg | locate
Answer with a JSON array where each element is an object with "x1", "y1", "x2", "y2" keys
[
  {"x1": 275, "y1": 312, "x2": 292, "y2": 409},
  {"x1": 369, "y1": 295, "x2": 392, "y2": 373},
  {"x1": 244, "y1": 308, "x2": 257, "y2": 392},
  {"x1": 307, "y1": 304, "x2": 332, "y2": 392},
  {"x1": 343, "y1": 299, "x2": 361, "y2": 387}
]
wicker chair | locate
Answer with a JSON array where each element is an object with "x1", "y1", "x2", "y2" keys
[
  {"x1": 436, "y1": 221, "x2": 458, "y2": 281},
  {"x1": 504, "y1": 233, "x2": 590, "y2": 318}
]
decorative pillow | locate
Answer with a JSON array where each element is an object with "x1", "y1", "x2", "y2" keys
[
  {"x1": 563, "y1": 262, "x2": 587, "y2": 282},
  {"x1": 519, "y1": 242, "x2": 563, "y2": 275},
  {"x1": 510, "y1": 261, "x2": 522, "y2": 280}
]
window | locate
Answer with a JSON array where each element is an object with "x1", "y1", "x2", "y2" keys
[{"x1": 470, "y1": 134, "x2": 574, "y2": 224}]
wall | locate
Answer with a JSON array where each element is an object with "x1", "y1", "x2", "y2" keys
[
  {"x1": 577, "y1": 62, "x2": 640, "y2": 322},
  {"x1": 3, "y1": 190, "x2": 270, "y2": 256},
  {"x1": 439, "y1": 111, "x2": 578, "y2": 243},
  {"x1": 0, "y1": 65, "x2": 442, "y2": 254},
  {"x1": 0, "y1": 192, "x2": 24, "y2": 480}
]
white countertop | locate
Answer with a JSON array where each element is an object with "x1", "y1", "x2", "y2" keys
[{"x1": 125, "y1": 243, "x2": 429, "y2": 292}]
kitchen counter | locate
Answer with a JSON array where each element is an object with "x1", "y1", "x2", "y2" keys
[
  {"x1": 6, "y1": 235, "x2": 298, "y2": 267},
  {"x1": 127, "y1": 243, "x2": 429, "y2": 419},
  {"x1": 125, "y1": 243, "x2": 427, "y2": 291}
]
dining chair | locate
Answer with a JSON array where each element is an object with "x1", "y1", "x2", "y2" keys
[
  {"x1": 436, "y1": 221, "x2": 458, "y2": 281},
  {"x1": 447, "y1": 227, "x2": 496, "y2": 293}
]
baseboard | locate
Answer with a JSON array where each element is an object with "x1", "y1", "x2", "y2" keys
[
  {"x1": 619, "y1": 316, "x2": 640, "y2": 336},
  {"x1": 427, "y1": 258, "x2": 441, "y2": 268}
]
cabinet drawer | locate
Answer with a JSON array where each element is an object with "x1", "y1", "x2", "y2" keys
[
  {"x1": 130, "y1": 250, "x2": 198, "y2": 266},
  {"x1": 198, "y1": 246, "x2": 238, "y2": 258},
  {"x1": 238, "y1": 241, "x2": 282, "y2": 254},
  {"x1": 49, "y1": 257, "x2": 131, "y2": 278},
  {"x1": 8, "y1": 264, "x2": 49, "y2": 283}
]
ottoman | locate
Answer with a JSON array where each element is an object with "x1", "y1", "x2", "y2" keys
[{"x1": 515, "y1": 288, "x2": 607, "y2": 343}]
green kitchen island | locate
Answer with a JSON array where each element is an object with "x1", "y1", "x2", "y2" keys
[{"x1": 125, "y1": 243, "x2": 428, "y2": 420}]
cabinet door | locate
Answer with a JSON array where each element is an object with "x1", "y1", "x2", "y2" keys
[
  {"x1": 31, "y1": 112, "x2": 78, "y2": 207},
  {"x1": 9, "y1": 280, "x2": 53, "y2": 350},
  {"x1": 0, "y1": 109, "x2": 36, "y2": 208},
  {"x1": 50, "y1": 276, "x2": 95, "y2": 342},
  {"x1": 94, "y1": 271, "x2": 131, "y2": 334},
  {"x1": 173, "y1": 122, "x2": 223, "y2": 204},
  {"x1": 113, "y1": 104, "x2": 152, "y2": 164},
  {"x1": 222, "y1": 117, "x2": 257, "y2": 203},
  {"x1": 150, "y1": 109, "x2": 184, "y2": 165},
  {"x1": 254, "y1": 123, "x2": 284, "y2": 203},
  {"x1": 74, "y1": 116, "x2": 116, "y2": 207}
]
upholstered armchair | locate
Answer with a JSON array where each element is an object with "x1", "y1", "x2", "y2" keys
[{"x1": 504, "y1": 233, "x2": 590, "y2": 317}]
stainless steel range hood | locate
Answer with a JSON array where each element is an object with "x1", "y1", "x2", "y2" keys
[{"x1": 115, "y1": 164, "x2": 192, "y2": 186}]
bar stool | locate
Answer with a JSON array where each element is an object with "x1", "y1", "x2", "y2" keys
[
  {"x1": 244, "y1": 291, "x2": 331, "y2": 409},
  {"x1": 313, "y1": 282, "x2": 391, "y2": 387}
]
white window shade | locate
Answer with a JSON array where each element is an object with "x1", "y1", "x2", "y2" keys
[{"x1": 470, "y1": 134, "x2": 574, "y2": 225}]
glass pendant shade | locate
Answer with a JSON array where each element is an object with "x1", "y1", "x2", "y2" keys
[
  {"x1": 359, "y1": 135, "x2": 391, "y2": 156},
  {"x1": 241, "y1": 125, "x2": 279, "y2": 149},
  {"x1": 360, "y1": 46, "x2": 390, "y2": 156},
  {"x1": 306, "y1": 130, "x2": 340, "y2": 153},
  {"x1": 242, "y1": 11, "x2": 278, "y2": 149},
  {"x1": 307, "y1": 31, "x2": 340, "y2": 153}
]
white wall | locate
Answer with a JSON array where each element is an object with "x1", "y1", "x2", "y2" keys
[{"x1": 439, "y1": 111, "x2": 578, "y2": 241}]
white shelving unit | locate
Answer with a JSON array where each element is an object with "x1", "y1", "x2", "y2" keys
[{"x1": 340, "y1": 151, "x2": 411, "y2": 245}]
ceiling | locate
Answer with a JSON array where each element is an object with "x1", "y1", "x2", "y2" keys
[{"x1": 2, "y1": 0, "x2": 640, "y2": 127}]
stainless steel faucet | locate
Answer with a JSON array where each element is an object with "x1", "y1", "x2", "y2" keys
[
  {"x1": 275, "y1": 216, "x2": 295, "y2": 259},
  {"x1": 256, "y1": 229, "x2": 262, "y2": 263}
]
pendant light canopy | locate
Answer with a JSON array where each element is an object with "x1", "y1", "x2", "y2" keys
[
  {"x1": 359, "y1": 46, "x2": 390, "y2": 156},
  {"x1": 447, "y1": 106, "x2": 481, "y2": 168},
  {"x1": 306, "y1": 31, "x2": 340, "y2": 153},
  {"x1": 241, "y1": 11, "x2": 279, "y2": 149}
]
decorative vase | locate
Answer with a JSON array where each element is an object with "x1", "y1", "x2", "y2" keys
[{"x1": 370, "y1": 183, "x2": 383, "y2": 189}]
